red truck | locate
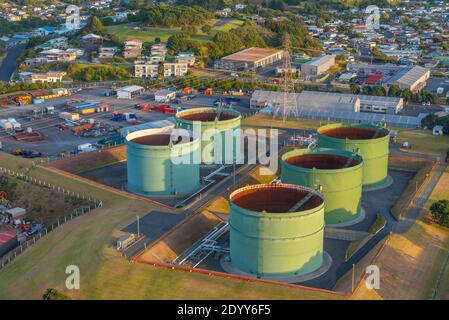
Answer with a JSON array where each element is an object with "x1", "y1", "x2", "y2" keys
[
  {"x1": 134, "y1": 103, "x2": 152, "y2": 111},
  {"x1": 152, "y1": 105, "x2": 176, "y2": 114}
]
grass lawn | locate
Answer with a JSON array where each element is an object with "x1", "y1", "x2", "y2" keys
[
  {"x1": 105, "y1": 25, "x2": 182, "y2": 43},
  {"x1": 351, "y1": 218, "x2": 449, "y2": 299},
  {"x1": 351, "y1": 165, "x2": 449, "y2": 300},
  {"x1": 0, "y1": 153, "x2": 339, "y2": 300},
  {"x1": 424, "y1": 166, "x2": 449, "y2": 299},
  {"x1": 395, "y1": 129, "x2": 449, "y2": 156},
  {"x1": 105, "y1": 19, "x2": 244, "y2": 44}
]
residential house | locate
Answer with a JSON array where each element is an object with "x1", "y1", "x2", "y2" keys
[
  {"x1": 175, "y1": 52, "x2": 195, "y2": 67},
  {"x1": 19, "y1": 71, "x2": 66, "y2": 84},
  {"x1": 123, "y1": 39, "x2": 143, "y2": 59}
]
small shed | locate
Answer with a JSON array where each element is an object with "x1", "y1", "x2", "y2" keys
[
  {"x1": 433, "y1": 125, "x2": 444, "y2": 136},
  {"x1": 154, "y1": 89, "x2": 176, "y2": 103}
]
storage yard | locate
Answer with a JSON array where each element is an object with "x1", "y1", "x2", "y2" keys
[{"x1": 0, "y1": 88, "x2": 250, "y2": 157}]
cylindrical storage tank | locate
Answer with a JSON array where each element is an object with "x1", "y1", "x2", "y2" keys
[
  {"x1": 125, "y1": 127, "x2": 200, "y2": 196},
  {"x1": 229, "y1": 183, "x2": 324, "y2": 278},
  {"x1": 175, "y1": 107, "x2": 241, "y2": 165},
  {"x1": 317, "y1": 123, "x2": 389, "y2": 187},
  {"x1": 281, "y1": 148, "x2": 363, "y2": 225}
]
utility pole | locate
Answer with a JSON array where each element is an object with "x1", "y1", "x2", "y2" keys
[
  {"x1": 351, "y1": 263, "x2": 356, "y2": 293},
  {"x1": 273, "y1": 33, "x2": 298, "y2": 122},
  {"x1": 233, "y1": 159, "x2": 236, "y2": 185},
  {"x1": 136, "y1": 215, "x2": 140, "y2": 237}
]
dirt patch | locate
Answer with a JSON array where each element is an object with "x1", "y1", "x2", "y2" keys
[
  {"x1": 137, "y1": 211, "x2": 221, "y2": 263},
  {"x1": 49, "y1": 145, "x2": 126, "y2": 174}
]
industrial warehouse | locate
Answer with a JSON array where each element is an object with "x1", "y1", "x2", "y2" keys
[
  {"x1": 250, "y1": 90, "x2": 405, "y2": 115},
  {"x1": 219, "y1": 47, "x2": 284, "y2": 70}
]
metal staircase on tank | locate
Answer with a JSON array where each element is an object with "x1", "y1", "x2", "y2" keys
[{"x1": 288, "y1": 191, "x2": 316, "y2": 212}]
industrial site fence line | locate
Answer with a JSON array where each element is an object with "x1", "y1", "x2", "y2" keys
[{"x1": 0, "y1": 167, "x2": 103, "y2": 271}]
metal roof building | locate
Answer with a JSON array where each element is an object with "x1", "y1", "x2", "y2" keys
[
  {"x1": 301, "y1": 55, "x2": 336, "y2": 77},
  {"x1": 386, "y1": 65, "x2": 430, "y2": 92},
  {"x1": 116, "y1": 85, "x2": 145, "y2": 99},
  {"x1": 250, "y1": 90, "x2": 403, "y2": 115},
  {"x1": 220, "y1": 47, "x2": 284, "y2": 70}
]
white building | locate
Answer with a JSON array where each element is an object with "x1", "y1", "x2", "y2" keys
[
  {"x1": 301, "y1": 55, "x2": 336, "y2": 77},
  {"x1": 154, "y1": 89, "x2": 176, "y2": 103},
  {"x1": 116, "y1": 85, "x2": 145, "y2": 99}
]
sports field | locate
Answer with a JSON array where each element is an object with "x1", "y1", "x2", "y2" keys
[
  {"x1": 0, "y1": 153, "x2": 340, "y2": 300},
  {"x1": 105, "y1": 19, "x2": 244, "y2": 43}
]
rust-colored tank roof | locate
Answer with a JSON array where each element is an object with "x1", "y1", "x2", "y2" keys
[
  {"x1": 178, "y1": 111, "x2": 238, "y2": 122},
  {"x1": 231, "y1": 184, "x2": 323, "y2": 213},
  {"x1": 285, "y1": 154, "x2": 360, "y2": 169},
  {"x1": 320, "y1": 127, "x2": 387, "y2": 140},
  {"x1": 130, "y1": 134, "x2": 192, "y2": 146}
]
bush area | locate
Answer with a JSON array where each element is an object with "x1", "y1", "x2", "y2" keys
[
  {"x1": 67, "y1": 63, "x2": 132, "y2": 81},
  {"x1": 0, "y1": 175, "x2": 91, "y2": 225}
]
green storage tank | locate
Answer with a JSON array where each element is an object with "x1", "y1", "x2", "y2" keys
[
  {"x1": 175, "y1": 107, "x2": 241, "y2": 164},
  {"x1": 229, "y1": 183, "x2": 324, "y2": 278},
  {"x1": 125, "y1": 127, "x2": 200, "y2": 196},
  {"x1": 317, "y1": 123, "x2": 389, "y2": 188},
  {"x1": 281, "y1": 148, "x2": 363, "y2": 225}
]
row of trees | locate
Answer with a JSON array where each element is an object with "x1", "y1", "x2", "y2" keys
[
  {"x1": 0, "y1": 16, "x2": 58, "y2": 36},
  {"x1": 125, "y1": 4, "x2": 212, "y2": 28},
  {"x1": 166, "y1": 15, "x2": 321, "y2": 64},
  {"x1": 350, "y1": 84, "x2": 437, "y2": 103},
  {"x1": 421, "y1": 113, "x2": 449, "y2": 133},
  {"x1": 0, "y1": 80, "x2": 60, "y2": 95}
]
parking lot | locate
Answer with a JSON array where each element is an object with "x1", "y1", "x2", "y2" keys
[{"x1": 0, "y1": 88, "x2": 251, "y2": 157}]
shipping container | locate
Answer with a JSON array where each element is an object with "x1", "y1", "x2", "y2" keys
[{"x1": 80, "y1": 108, "x2": 96, "y2": 115}]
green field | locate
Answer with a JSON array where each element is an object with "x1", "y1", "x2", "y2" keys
[
  {"x1": 0, "y1": 153, "x2": 339, "y2": 300},
  {"x1": 243, "y1": 113, "x2": 336, "y2": 131},
  {"x1": 105, "y1": 19, "x2": 244, "y2": 43},
  {"x1": 395, "y1": 129, "x2": 449, "y2": 156}
]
